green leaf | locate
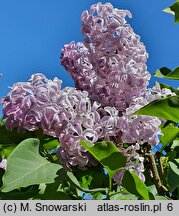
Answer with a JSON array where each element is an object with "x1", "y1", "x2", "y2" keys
[
  {"x1": 73, "y1": 166, "x2": 108, "y2": 189},
  {"x1": 171, "y1": 139, "x2": 179, "y2": 150},
  {"x1": 0, "y1": 119, "x2": 5, "y2": 126},
  {"x1": 110, "y1": 192, "x2": 138, "y2": 200},
  {"x1": 38, "y1": 191, "x2": 72, "y2": 200},
  {"x1": 0, "y1": 168, "x2": 5, "y2": 188},
  {"x1": 0, "y1": 125, "x2": 32, "y2": 146},
  {"x1": 134, "y1": 96, "x2": 179, "y2": 123},
  {"x1": 167, "y1": 159, "x2": 179, "y2": 191},
  {"x1": 167, "y1": 151, "x2": 177, "y2": 161},
  {"x1": 177, "y1": 187, "x2": 179, "y2": 200},
  {"x1": 158, "y1": 82, "x2": 179, "y2": 95},
  {"x1": 160, "y1": 124, "x2": 179, "y2": 148},
  {"x1": 92, "y1": 192, "x2": 107, "y2": 200},
  {"x1": 146, "y1": 185, "x2": 169, "y2": 200},
  {"x1": 0, "y1": 189, "x2": 39, "y2": 200},
  {"x1": 163, "y1": 1, "x2": 179, "y2": 23},
  {"x1": 80, "y1": 175, "x2": 93, "y2": 189},
  {"x1": 147, "y1": 185, "x2": 158, "y2": 196},
  {"x1": 44, "y1": 169, "x2": 66, "y2": 193},
  {"x1": 1, "y1": 146, "x2": 16, "y2": 158},
  {"x1": 163, "y1": 7, "x2": 175, "y2": 15},
  {"x1": 1, "y1": 138, "x2": 61, "y2": 192},
  {"x1": 39, "y1": 135, "x2": 60, "y2": 151},
  {"x1": 67, "y1": 172, "x2": 81, "y2": 188},
  {"x1": 66, "y1": 171, "x2": 82, "y2": 196},
  {"x1": 154, "y1": 67, "x2": 179, "y2": 80},
  {"x1": 122, "y1": 170, "x2": 154, "y2": 200},
  {"x1": 154, "y1": 195, "x2": 169, "y2": 200},
  {"x1": 171, "y1": 139, "x2": 179, "y2": 158},
  {"x1": 80, "y1": 140, "x2": 127, "y2": 177}
]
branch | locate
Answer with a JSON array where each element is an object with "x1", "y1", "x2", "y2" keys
[
  {"x1": 156, "y1": 151, "x2": 167, "y2": 188},
  {"x1": 146, "y1": 144, "x2": 166, "y2": 196}
]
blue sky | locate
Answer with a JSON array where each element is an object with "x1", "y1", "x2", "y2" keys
[{"x1": 0, "y1": 0, "x2": 178, "y2": 116}]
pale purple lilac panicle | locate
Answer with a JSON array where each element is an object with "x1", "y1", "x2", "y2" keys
[
  {"x1": 1, "y1": 73, "x2": 109, "y2": 169},
  {"x1": 61, "y1": 2, "x2": 150, "y2": 111},
  {"x1": 113, "y1": 84, "x2": 175, "y2": 183},
  {"x1": 60, "y1": 2, "x2": 159, "y2": 181},
  {"x1": 1, "y1": 3, "x2": 174, "y2": 184},
  {"x1": 1, "y1": 73, "x2": 62, "y2": 132}
]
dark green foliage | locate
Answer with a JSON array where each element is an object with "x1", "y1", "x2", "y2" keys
[{"x1": 163, "y1": 1, "x2": 179, "y2": 23}]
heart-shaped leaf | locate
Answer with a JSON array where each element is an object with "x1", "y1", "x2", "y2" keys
[{"x1": 1, "y1": 138, "x2": 61, "y2": 192}]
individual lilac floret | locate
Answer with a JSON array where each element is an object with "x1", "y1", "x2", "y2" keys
[
  {"x1": 0, "y1": 159, "x2": 7, "y2": 170},
  {"x1": 61, "y1": 2, "x2": 150, "y2": 111},
  {"x1": 0, "y1": 74, "x2": 3, "y2": 78},
  {"x1": 1, "y1": 73, "x2": 62, "y2": 132}
]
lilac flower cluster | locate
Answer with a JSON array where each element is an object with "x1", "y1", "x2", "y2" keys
[
  {"x1": 1, "y1": 3, "x2": 175, "y2": 185},
  {"x1": 1, "y1": 73, "x2": 173, "y2": 182},
  {"x1": 59, "y1": 2, "x2": 164, "y2": 181},
  {"x1": 2, "y1": 74, "x2": 62, "y2": 132},
  {"x1": 60, "y1": 2, "x2": 176, "y2": 183},
  {"x1": 121, "y1": 83, "x2": 175, "y2": 146},
  {"x1": 1, "y1": 73, "x2": 120, "y2": 169},
  {"x1": 61, "y1": 2, "x2": 150, "y2": 111},
  {"x1": 118, "y1": 115, "x2": 161, "y2": 146},
  {"x1": 112, "y1": 83, "x2": 175, "y2": 183}
]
